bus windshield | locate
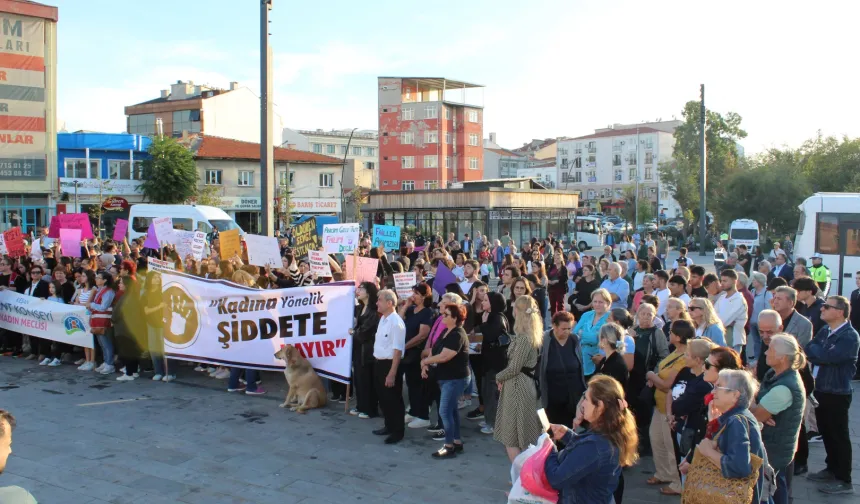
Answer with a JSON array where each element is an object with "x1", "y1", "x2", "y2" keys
[
  {"x1": 576, "y1": 219, "x2": 600, "y2": 234},
  {"x1": 731, "y1": 229, "x2": 758, "y2": 240}
]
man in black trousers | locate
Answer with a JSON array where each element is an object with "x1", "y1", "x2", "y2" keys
[{"x1": 372, "y1": 289, "x2": 406, "y2": 444}]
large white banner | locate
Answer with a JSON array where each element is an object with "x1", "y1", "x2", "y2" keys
[
  {"x1": 160, "y1": 273, "x2": 355, "y2": 383},
  {"x1": 0, "y1": 290, "x2": 94, "y2": 348}
]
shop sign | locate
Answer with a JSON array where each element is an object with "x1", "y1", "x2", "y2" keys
[
  {"x1": 220, "y1": 196, "x2": 261, "y2": 210},
  {"x1": 289, "y1": 198, "x2": 341, "y2": 213},
  {"x1": 59, "y1": 178, "x2": 142, "y2": 195},
  {"x1": 102, "y1": 197, "x2": 129, "y2": 211}
]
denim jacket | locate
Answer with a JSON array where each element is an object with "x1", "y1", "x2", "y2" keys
[
  {"x1": 544, "y1": 430, "x2": 620, "y2": 504},
  {"x1": 715, "y1": 406, "x2": 767, "y2": 504},
  {"x1": 805, "y1": 323, "x2": 860, "y2": 395}
]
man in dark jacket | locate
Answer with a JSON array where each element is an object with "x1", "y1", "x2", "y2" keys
[
  {"x1": 805, "y1": 295, "x2": 860, "y2": 495},
  {"x1": 794, "y1": 278, "x2": 825, "y2": 335}
]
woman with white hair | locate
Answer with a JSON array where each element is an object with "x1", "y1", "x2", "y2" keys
[
  {"x1": 747, "y1": 271, "x2": 773, "y2": 367},
  {"x1": 494, "y1": 295, "x2": 544, "y2": 462},
  {"x1": 751, "y1": 334, "x2": 807, "y2": 504},
  {"x1": 686, "y1": 369, "x2": 769, "y2": 503}
]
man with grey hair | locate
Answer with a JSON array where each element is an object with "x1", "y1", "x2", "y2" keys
[
  {"x1": 600, "y1": 262, "x2": 629, "y2": 310},
  {"x1": 0, "y1": 409, "x2": 37, "y2": 503},
  {"x1": 373, "y1": 289, "x2": 407, "y2": 444},
  {"x1": 805, "y1": 295, "x2": 860, "y2": 494},
  {"x1": 758, "y1": 260, "x2": 775, "y2": 283}
]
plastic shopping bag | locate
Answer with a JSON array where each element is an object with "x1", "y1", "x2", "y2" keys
[
  {"x1": 508, "y1": 477, "x2": 557, "y2": 504},
  {"x1": 510, "y1": 436, "x2": 546, "y2": 484},
  {"x1": 520, "y1": 435, "x2": 558, "y2": 500}
]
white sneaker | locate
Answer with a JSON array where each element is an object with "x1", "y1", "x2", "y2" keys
[
  {"x1": 479, "y1": 421, "x2": 487, "y2": 428},
  {"x1": 458, "y1": 398, "x2": 472, "y2": 410},
  {"x1": 39, "y1": 357, "x2": 51, "y2": 366},
  {"x1": 358, "y1": 413, "x2": 370, "y2": 419},
  {"x1": 99, "y1": 365, "x2": 115, "y2": 375},
  {"x1": 116, "y1": 374, "x2": 136, "y2": 382},
  {"x1": 162, "y1": 375, "x2": 176, "y2": 382},
  {"x1": 404, "y1": 413, "x2": 415, "y2": 422},
  {"x1": 79, "y1": 362, "x2": 94, "y2": 371},
  {"x1": 152, "y1": 374, "x2": 163, "y2": 381},
  {"x1": 132, "y1": 373, "x2": 140, "y2": 378},
  {"x1": 480, "y1": 425, "x2": 494, "y2": 434},
  {"x1": 48, "y1": 358, "x2": 61, "y2": 367},
  {"x1": 408, "y1": 418, "x2": 431, "y2": 429},
  {"x1": 349, "y1": 409, "x2": 360, "y2": 416}
]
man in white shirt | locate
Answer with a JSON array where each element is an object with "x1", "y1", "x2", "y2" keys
[
  {"x1": 373, "y1": 289, "x2": 406, "y2": 444},
  {"x1": 458, "y1": 260, "x2": 479, "y2": 296},
  {"x1": 653, "y1": 270, "x2": 671, "y2": 317},
  {"x1": 668, "y1": 274, "x2": 691, "y2": 307},
  {"x1": 714, "y1": 269, "x2": 748, "y2": 352}
]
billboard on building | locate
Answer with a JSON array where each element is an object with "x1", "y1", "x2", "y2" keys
[{"x1": 0, "y1": 13, "x2": 47, "y2": 180}]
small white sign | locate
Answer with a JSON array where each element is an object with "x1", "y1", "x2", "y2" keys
[
  {"x1": 244, "y1": 234, "x2": 281, "y2": 267},
  {"x1": 308, "y1": 250, "x2": 332, "y2": 277},
  {"x1": 393, "y1": 272, "x2": 417, "y2": 300},
  {"x1": 322, "y1": 223, "x2": 360, "y2": 254}
]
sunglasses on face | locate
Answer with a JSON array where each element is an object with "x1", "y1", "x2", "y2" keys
[
  {"x1": 821, "y1": 304, "x2": 839, "y2": 311},
  {"x1": 704, "y1": 361, "x2": 719, "y2": 371}
]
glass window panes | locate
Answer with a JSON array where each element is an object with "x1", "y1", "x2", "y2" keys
[
  {"x1": 206, "y1": 170, "x2": 222, "y2": 185},
  {"x1": 816, "y1": 214, "x2": 839, "y2": 254},
  {"x1": 64, "y1": 159, "x2": 100, "y2": 179},
  {"x1": 352, "y1": 146, "x2": 361, "y2": 155},
  {"x1": 108, "y1": 160, "x2": 143, "y2": 180},
  {"x1": 128, "y1": 114, "x2": 156, "y2": 135},
  {"x1": 319, "y1": 173, "x2": 333, "y2": 187},
  {"x1": 238, "y1": 171, "x2": 253, "y2": 186},
  {"x1": 312, "y1": 144, "x2": 322, "y2": 153},
  {"x1": 326, "y1": 145, "x2": 336, "y2": 154},
  {"x1": 171, "y1": 110, "x2": 201, "y2": 134}
]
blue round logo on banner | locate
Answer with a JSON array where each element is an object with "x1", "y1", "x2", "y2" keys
[{"x1": 64, "y1": 315, "x2": 86, "y2": 335}]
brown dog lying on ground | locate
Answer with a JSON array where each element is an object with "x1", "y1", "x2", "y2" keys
[{"x1": 273, "y1": 344, "x2": 327, "y2": 413}]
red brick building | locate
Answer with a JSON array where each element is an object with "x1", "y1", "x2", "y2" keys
[{"x1": 377, "y1": 77, "x2": 483, "y2": 191}]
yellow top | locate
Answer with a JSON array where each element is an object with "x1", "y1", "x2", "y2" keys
[{"x1": 655, "y1": 350, "x2": 687, "y2": 414}]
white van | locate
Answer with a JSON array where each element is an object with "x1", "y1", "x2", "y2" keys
[
  {"x1": 569, "y1": 216, "x2": 604, "y2": 251},
  {"x1": 127, "y1": 204, "x2": 243, "y2": 242},
  {"x1": 728, "y1": 219, "x2": 760, "y2": 251}
]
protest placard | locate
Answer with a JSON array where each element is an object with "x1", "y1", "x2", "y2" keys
[
  {"x1": 3, "y1": 227, "x2": 25, "y2": 258},
  {"x1": 292, "y1": 217, "x2": 320, "y2": 258},
  {"x1": 153, "y1": 217, "x2": 175, "y2": 245},
  {"x1": 244, "y1": 234, "x2": 281, "y2": 267},
  {"x1": 372, "y1": 224, "x2": 400, "y2": 251},
  {"x1": 191, "y1": 231, "x2": 206, "y2": 261},
  {"x1": 147, "y1": 257, "x2": 176, "y2": 274},
  {"x1": 394, "y1": 272, "x2": 417, "y2": 300},
  {"x1": 173, "y1": 230, "x2": 195, "y2": 261},
  {"x1": 344, "y1": 256, "x2": 379, "y2": 286},
  {"x1": 48, "y1": 213, "x2": 94, "y2": 239},
  {"x1": 0, "y1": 290, "x2": 94, "y2": 348},
  {"x1": 322, "y1": 223, "x2": 359, "y2": 253},
  {"x1": 308, "y1": 250, "x2": 332, "y2": 277},
  {"x1": 112, "y1": 219, "x2": 128, "y2": 242},
  {"x1": 218, "y1": 228, "x2": 241, "y2": 259},
  {"x1": 59, "y1": 229, "x2": 82, "y2": 258},
  {"x1": 160, "y1": 274, "x2": 354, "y2": 382}
]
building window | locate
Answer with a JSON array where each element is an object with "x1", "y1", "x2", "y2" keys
[
  {"x1": 574, "y1": 143, "x2": 582, "y2": 154},
  {"x1": 326, "y1": 145, "x2": 336, "y2": 154},
  {"x1": 423, "y1": 155, "x2": 438, "y2": 168},
  {"x1": 424, "y1": 180, "x2": 438, "y2": 189},
  {"x1": 445, "y1": 156, "x2": 452, "y2": 169},
  {"x1": 402, "y1": 156, "x2": 414, "y2": 169},
  {"x1": 644, "y1": 167, "x2": 653, "y2": 180},
  {"x1": 645, "y1": 152, "x2": 654, "y2": 165},
  {"x1": 614, "y1": 169, "x2": 622, "y2": 182},
  {"x1": 365, "y1": 161, "x2": 376, "y2": 170},
  {"x1": 279, "y1": 171, "x2": 295, "y2": 187},
  {"x1": 446, "y1": 132, "x2": 452, "y2": 144},
  {"x1": 108, "y1": 160, "x2": 144, "y2": 180},
  {"x1": 352, "y1": 146, "x2": 361, "y2": 155},
  {"x1": 339, "y1": 145, "x2": 347, "y2": 154},
  {"x1": 628, "y1": 154, "x2": 637, "y2": 166},
  {"x1": 205, "y1": 169, "x2": 222, "y2": 185},
  {"x1": 424, "y1": 105, "x2": 438, "y2": 119},
  {"x1": 444, "y1": 107, "x2": 451, "y2": 120},
  {"x1": 469, "y1": 134, "x2": 479, "y2": 146},
  {"x1": 468, "y1": 110, "x2": 478, "y2": 122},
  {"x1": 312, "y1": 144, "x2": 322, "y2": 153},
  {"x1": 402, "y1": 180, "x2": 415, "y2": 191},
  {"x1": 366, "y1": 147, "x2": 376, "y2": 156},
  {"x1": 64, "y1": 159, "x2": 100, "y2": 179},
  {"x1": 612, "y1": 154, "x2": 621, "y2": 166},
  {"x1": 612, "y1": 140, "x2": 622, "y2": 152},
  {"x1": 238, "y1": 170, "x2": 254, "y2": 186},
  {"x1": 402, "y1": 108, "x2": 414, "y2": 120},
  {"x1": 587, "y1": 141, "x2": 596, "y2": 153},
  {"x1": 171, "y1": 109, "x2": 201, "y2": 135},
  {"x1": 568, "y1": 171, "x2": 582, "y2": 183},
  {"x1": 425, "y1": 131, "x2": 438, "y2": 144},
  {"x1": 401, "y1": 132, "x2": 414, "y2": 145},
  {"x1": 572, "y1": 157, "x2": 582, "y2": 168},
  {"x1": 469, "y1": 157, "x2": 478, "y2": 170},
  {"x1": 586, "y1": 154, "x2": 596, "y2": 166},
  {"x1": 128, "y1": 113, "x2": 156, "y2": 135},
  {"x1": 629, "y1": 167, "x2": 637, "y2": 181},
  {"x1": 586, "y1": 170, "x2": 596, "y2": 182},
  {"x1": 644, "y1": 138, "x2": 654, "y2": 149},
  {"x1": 319, "y1": 173, "x2": 334, "y2": 187}
]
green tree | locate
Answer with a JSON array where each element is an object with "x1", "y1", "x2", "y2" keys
[
  {"x1": 660, "y1": 100, "x2": 747, "y2": 214},
  {"x1": 194, "y1": 184, "x2": 224, "y2": 207},
  {"x1": 139, "y1": 136, "x2": 198, "y2": 204}
]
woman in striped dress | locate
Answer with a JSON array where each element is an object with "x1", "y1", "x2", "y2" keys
[
  {"x1": 74, "y1": 270, "x2": 97, "y2": 371},
  {"x1": 494, "y1": 295, "x2": 544, "y2": 462}
]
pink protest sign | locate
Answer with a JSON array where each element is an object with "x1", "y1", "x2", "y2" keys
[
  {"x1": 59, "y1": 229, "x2": 82, "y2": 258},
  {"x1": 344, "y1": 256, "x2": 379, "y2": 287},
  {"x1": 143, "y1": 222, "x2": 160, "y2": 250},
  {"x1": 48, "y1": 213, "x2": 94, "y2": 239},
  {"x1": 112, "y1": 219, "x2": 128, "y2": 242}
]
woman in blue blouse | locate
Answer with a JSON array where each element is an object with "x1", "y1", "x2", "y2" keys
[
  {"x1": 573, "y1": 288, "x2": 611, "y2": 378},
  {"x1": 544, "y1": 374, "x2": 639, "y2": 504}
]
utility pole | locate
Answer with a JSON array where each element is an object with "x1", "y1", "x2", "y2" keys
[
  {"x1": 260, "y1": 0, "x2": 275, "y2": 236},
  {"x1": 634, "y1": 127, "x2": 640, "y2": 227},
  {"x1": 698, "y1": 84, "x2": 707, "y2": 257},
  {"x1": 339, "y1": 128, "x2": 358, "y2": 223}
]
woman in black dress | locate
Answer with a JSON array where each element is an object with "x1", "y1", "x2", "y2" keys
[{"x1": 569, "y1": 264, "x2": 601, "y2": 320}]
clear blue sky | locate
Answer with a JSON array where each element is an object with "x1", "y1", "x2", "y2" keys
[{"x1": 53, "y1": 0, "x2": 859, "y2": 153}]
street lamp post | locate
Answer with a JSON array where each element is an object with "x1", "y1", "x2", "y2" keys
[
  {"x1": 260, "y1": 0, "x2": 274, "y2": 236},
  {"x1": 339, "y1": 128, "x2": 358, "y2": 222}
]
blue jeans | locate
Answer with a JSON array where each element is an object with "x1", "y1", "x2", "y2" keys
[
  {"x1": 97, "y1": 330, "x2": 114, "y2": 367},
  {"x1": 147, "y1": 325, "x2": 166, "y2": 376},
  {"x1": 228, "y1": 368, "x2": 260, "y2": 392},
  {"x1": 773, "y1": 462, "x2": 792, "y2": 504},
  {"x1": 439, "y1": 377, "x2": 468, "y2": 444}
]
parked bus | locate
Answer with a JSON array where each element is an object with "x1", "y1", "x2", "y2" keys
[
  {"x1": 795, "y1": 193, "x2": 860, "y2": 297},
  {"x1": 728, "y1": 219, "x2": 760, "y2": 252},
  {"x1": 569, "y1": 216, "x2": 604, "y2": 251}
]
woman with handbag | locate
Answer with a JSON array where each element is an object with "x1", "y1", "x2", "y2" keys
[
  {"x1": 477, "y1": 291, "x2": 509, "y2": 435},
  {"x1": 683, "y1": 369, "x2": 769, "y2": 504},
  {"x1": 643, "y1": 320, "x2": 689, "y2": 495},
  {"x1": 544, "y1": 374, "x2": 639, "y2": 504}
]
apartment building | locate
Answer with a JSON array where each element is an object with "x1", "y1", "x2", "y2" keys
[{"x1": 282, "y1": 128, "x2": 378, "y2": 188}]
